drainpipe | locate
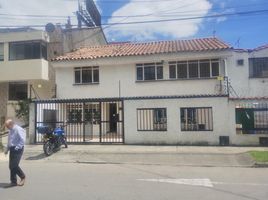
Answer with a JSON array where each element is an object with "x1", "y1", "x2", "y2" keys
[{"x1": 223, "y1": 58, "x2": 230, "y2": 96}]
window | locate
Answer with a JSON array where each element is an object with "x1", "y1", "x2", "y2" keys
[
  {"x1": 237, "y1": 59, "x2": 244, "y2": 66},
  {"x1": 9, "y1": 41, "x2": 47, "y2": 60},
  {"x1": 177, "y1": 62, "x2": 188, "y2": 78},
  {"x1": 84, "y1": 103, "x2": 100, "y2": 124},
  {"x1": 236, "y1": 105, "x2": 268, "y2": 134},
  {"x1": 211, "y1": 60, "x2": 220, "y2": 77},
  {"x1": 137, "y1": 108, "x2": 167, "y2": 131},
  {"x1": 136, "y1": 63, "x2": 163, "y2": 81},
  {"x1": 249, "y1": 57, "x2": 268, "y2": 78},
  {"x1": 8, "y1": 82, "x2": 28, "y2": 101},
  {"x1": 199, "y1": 60, "x2": 210, "y2": 78},
  {"x1": 181, "y1": 107, "x2": 213, "y2": 131},
  {"x1": 67, "y1": 104, "x2": 82, "y2": 123},
  {"x1": 0, "y1": 43, "x2": 4, "y2": 61},
  {"x1": 169, "y1": 59, "x2": 220, "y2": 79},
  {"x1": 169, "y1": 63, "x2": 176, "y2": 79},
  {"x1": 74, "y1": 67, "x2": 99, "y2": 84}
]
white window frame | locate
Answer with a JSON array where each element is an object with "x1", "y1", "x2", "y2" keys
[
  {"x1": 136, "y1": 62, "x2": 164, "y2": 81},
  {"x1": 169, "y1": 59, "x2": 220, "y2": 79},
  {"x1": 74, "y1": 66, "x2": 99, "y2": 84}
]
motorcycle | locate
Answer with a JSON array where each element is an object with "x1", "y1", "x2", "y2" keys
[{"x1": 37, "y1": 124, "x2": 68, "y2": 156}]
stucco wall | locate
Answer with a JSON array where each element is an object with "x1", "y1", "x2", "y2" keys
[
  {"x1": 124, "y1": 97, "x2": 231, "y2": 145},
  {"x1": 227, "y1": 49, "x2": 268, "y2": 97},
  {"x1": 55, "y1": 50, "x2": 231, "y2": 99},
  {"x1": 0, "y1": 83, "x2": 8, "y2": 125},
  {"x1": 63, "y1": 27, "x2": 107, "y2": 53}
]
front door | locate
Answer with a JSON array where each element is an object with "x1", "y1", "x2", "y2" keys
[{"x1": 109, "y1": 103, "x2": 117, "y2": 132}]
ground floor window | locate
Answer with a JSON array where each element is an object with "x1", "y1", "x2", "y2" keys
[
  {"x1": 236, "y1": 103, "x2": 268, "y2": 134},
  {"x1": 180, "y1": 107, "x2": 213, "y2": 131},
  {"x1": 137, "y1": 108, "x2": 167, "y2": 131},
  {"x1": 8, "y1": 82, "x2": 28, "y2": 101}
]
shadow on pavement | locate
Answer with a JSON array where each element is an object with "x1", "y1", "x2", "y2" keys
[
  {"x1": 25, "y1": 153, "x2": 47, "y2": 160},
  {"x1": 0, "y1": 183, "x2": 16, "y2": 189}
]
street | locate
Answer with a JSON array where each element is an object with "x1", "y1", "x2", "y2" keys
[{"x1": 1, "y1": 151, "x2": 268, "y2": 200}]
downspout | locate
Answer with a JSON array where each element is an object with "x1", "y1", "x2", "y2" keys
[{"x1": 223, "y1": 58, "x2": 230, "y2": 97}]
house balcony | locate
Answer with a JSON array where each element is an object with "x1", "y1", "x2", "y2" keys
[{"x1": 0, "y1": 59, "x2": 49, "y2": 82}]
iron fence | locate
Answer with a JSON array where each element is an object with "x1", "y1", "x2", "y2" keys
[
  {"x1": 35, "y1": 99, "x2": 124, "y2": 143},
  {"x1": 235, "y1": 101, "x2": 268, "y2": 134}
]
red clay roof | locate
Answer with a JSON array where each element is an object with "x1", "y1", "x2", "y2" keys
[{"x1": 53, "y1": 37, "x2": 231, "y2": 62}]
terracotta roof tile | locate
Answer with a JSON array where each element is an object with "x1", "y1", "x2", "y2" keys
[{"x1": 53, "y1": 37, "x2": 231, "y2": 61}]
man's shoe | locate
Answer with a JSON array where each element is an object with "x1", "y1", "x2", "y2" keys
[{"x1": 18, "y1": 178, "x2": 26, "y2": 186}]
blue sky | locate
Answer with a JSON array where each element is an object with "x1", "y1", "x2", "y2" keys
[
  {"x1": 98, "y1": 0, "x2": 268, "y2": 48},
  {"x1": 0, "y1": 0, "x2": 267, "y2": 49}
]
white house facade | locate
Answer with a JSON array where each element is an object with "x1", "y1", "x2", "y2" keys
[{"x1": 30, "y1": 38, "x2": 268, "y2": 146}]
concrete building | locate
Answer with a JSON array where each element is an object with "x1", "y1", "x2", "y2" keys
[{"x1": 0, "y1": 26, "x2": 106, "y2": 136}]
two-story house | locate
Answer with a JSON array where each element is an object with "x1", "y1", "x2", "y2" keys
[{"x1": 31, "y1": 37, "x2": 245, "y2": 145}]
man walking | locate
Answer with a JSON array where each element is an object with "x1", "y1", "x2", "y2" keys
[{"x1": 4, "y1": 119, "x2": 26, "y2": 187}]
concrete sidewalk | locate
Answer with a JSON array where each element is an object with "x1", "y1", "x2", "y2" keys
[{"x1": 1, "y1": 145, "x2": 268, "y2": 167}]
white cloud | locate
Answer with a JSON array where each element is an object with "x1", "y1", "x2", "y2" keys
[
  {"x1": 0, "y1": 0, "x2": 99, "y2": 28},
  {"x1": 106, "y1": 0, "x2": 212, "y2": 41}
]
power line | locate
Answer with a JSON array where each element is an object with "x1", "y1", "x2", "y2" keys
[
  {"x1": 0, "y1": 1, "x2": 267, "y2": 20},
  {"x1": 101, "y1": 9, "x2": 268, "y2": 26},
  {"x1": 0, "y1": 9, "x2": 267, "y2": 28}
]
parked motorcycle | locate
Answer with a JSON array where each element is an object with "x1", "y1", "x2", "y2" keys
[{"x1": 37, "y1": 124, "x2": 68, "y2": 156}]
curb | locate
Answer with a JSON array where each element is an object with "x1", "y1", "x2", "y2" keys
[{"x1": 253, "y1": 162, "x2": 268, "y2": 168}]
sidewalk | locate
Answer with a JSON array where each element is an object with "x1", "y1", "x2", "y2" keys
[{"x1": 1, "y1": 145, "x2": 268, "y2": 167}]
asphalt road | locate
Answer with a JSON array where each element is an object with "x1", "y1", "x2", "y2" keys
[{"x1": 0, "y1": 161, "x2": 268, "y2": 200}]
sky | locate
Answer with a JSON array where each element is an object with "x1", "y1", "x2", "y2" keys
[{"x1": 0, "y1": 0, "x2": 267, "y2": 49}]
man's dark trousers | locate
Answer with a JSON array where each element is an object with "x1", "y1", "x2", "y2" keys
[{"x1": 9, "y1": 147, "x2": 25, "y2": 184}]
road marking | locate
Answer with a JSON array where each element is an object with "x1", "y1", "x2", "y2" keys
[
  {"x1": 138, "y1": 179, "x2": 214, "y2": 188},
  {"x1": 212, "y1": 182, "x2": 268, "y2": 186},
  {"x1": 138, "y1": 179, "x2": 268, "y2": 188}
]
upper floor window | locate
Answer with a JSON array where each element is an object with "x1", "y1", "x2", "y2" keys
[
  {"x1": 8, "y1": 82, "x2": 28, "y2": 101},
  {"x1": 9, "y1": 41, "x2": 47, "y2": 61},
  {"x1": 169, "y1": 59, "x2": 220, "y2": 79},
  {"x1": 237, "y1": 59, "x2": 244, "y2": 66},
  {"x1": 74, "y1": 66, "x2": 99, "y2": 84},
  {"x1": 136, "y1": 62, "x2": 163, "y2": 81},
  {"x1": 249, "y1": 57, "x2": 268, "y2": 78},
  {"x1": 0, "y1": 43, "x2": 4, "y2": 61}
]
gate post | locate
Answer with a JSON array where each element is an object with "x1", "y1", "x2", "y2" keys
[{"x1": 28, "y1": 102, "x2": 36, "y2": 144}]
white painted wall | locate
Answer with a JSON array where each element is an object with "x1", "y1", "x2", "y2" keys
[
  {"x1": 0, "y1": 30, "x2": 50, "y2": 82},
  {"x1": 124, "y1": 97, "x2": 230, "y2": 145},
  {"x1": 54, "y1": 51, "x2": 231, "y2": 99},
  {"x1": 0, "y1": 30, "x2": 49, "y2": 43},
  {"x1": 0, "y1": 59, "x2": 49, "y2": 81},
  {"x1": 227, "y1": 49, "x2": 268, "y2": 97}
]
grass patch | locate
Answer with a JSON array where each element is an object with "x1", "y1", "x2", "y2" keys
[{"x1": 250, "y1": 151, "x2": 268, "y2": 162}]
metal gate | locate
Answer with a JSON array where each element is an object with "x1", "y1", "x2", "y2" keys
[{"x1": 34, "y1": 99, "x2": 124, "y2": 143}]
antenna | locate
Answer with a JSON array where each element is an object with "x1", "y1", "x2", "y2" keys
[{"x1": 235, "y1": 37, "x2": 241, "y2": 48}]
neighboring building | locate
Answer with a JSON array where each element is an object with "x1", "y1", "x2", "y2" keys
[
  {"x1": 0, "y1": 25, "x2": 107, "y2": 129},
  {"x1": 0, "y1": 28, "x2": 52, "y2": 127},
  {"x1": 227, "y1": 44, "x2": 268, "y2": 145}
]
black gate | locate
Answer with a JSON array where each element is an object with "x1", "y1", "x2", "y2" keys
[{"x1": 34, "y1": 99, "x2": 124, "y2": 143}]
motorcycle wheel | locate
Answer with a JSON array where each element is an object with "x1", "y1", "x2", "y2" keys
[
  {"x1": 43, "y1": 141, "x2": 54, "y2": 156},
  {"x1": 62, "y1": 136, "x2": 68, "y2": 148}
]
